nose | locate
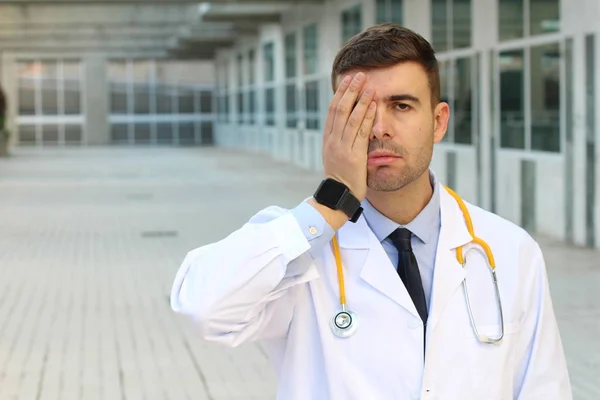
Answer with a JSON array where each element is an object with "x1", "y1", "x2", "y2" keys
[{"x1": 370, "y1": 108, "x2": 391, "y2": 140}]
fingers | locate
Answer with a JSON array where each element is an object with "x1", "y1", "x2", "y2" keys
[
  {"x1": 323, "y1": 74, "x2": 353, "y2": 142},
  {"x1": 330, "y1": 72, "x2": 366, "y2": 142},
  {"x1": 352, "y1": 100, "x2": 377, "y2": 154},
  {"x1": 342, "y1": 85, "x2": 375, "y2": 148}
]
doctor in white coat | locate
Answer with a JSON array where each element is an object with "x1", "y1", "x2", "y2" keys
[{"x1": 170, "y1": 24, "x2": 572, "y2": 399}]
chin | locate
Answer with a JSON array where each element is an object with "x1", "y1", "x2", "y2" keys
[{"x1": 367, "y1": 166, "x2": 421, "y2": 192}]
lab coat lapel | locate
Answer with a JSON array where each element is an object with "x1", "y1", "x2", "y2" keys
[
  {"x1": 427, "y1": 185, "x2": 473, "y2": 333},
  {"x1": 337, "y1": 211, "x2": 421, "y2": 320}
]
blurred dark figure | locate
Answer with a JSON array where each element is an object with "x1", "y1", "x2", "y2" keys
[
  {"x1": 0, "y1": 84, "x2": 6, "y2": 124},
  {"x1": 0, "y1": 83, "x2": 8, "y2": 156}
]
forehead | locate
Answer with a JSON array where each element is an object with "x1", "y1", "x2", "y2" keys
[{"x1": 336, "y1": 61, "x2": 430, "y2": 99}]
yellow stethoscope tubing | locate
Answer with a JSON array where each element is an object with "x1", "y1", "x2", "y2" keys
[
  {"x1": 332, "y1": 234, "x2": 346, "y2": 307},
  {"x1": 443, "y1": 185, "x2": 496, "y2": 268},
  {"x1": 330, "y1": 186, "x2": 495, "y2": 308}
]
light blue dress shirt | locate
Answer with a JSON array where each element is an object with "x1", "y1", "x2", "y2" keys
[{"x1": 291, "y1": 171, "x2": 442, "y2": 309}]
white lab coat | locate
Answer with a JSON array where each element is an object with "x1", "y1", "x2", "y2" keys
[{"x1": 170, "y1": 183, "x2": 572, "y2": 400}]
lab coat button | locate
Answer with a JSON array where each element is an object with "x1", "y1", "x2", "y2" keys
[{"x1": 308, "y1": 226, "x2": 318, "y2": 235}]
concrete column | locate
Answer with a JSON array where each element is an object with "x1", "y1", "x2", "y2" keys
[
  {"x1": 404, "y1": 0, "x2": 431, "y2": 41},
  {"x1": 84, "y1": 54, "x2": 109, "y2": 145},
  {"x1": 569, "y1": 34, "x2": 587, "y2": 246},
  {"x1": 472, "y1": 0, "x2": 498, "y2": 211}
]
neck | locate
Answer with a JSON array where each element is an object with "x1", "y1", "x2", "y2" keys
[{"x1": 365, "y1": 171, "x2": 433, "y2": 226}]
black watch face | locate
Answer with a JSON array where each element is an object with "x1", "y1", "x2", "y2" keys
[{"x1": 319, "y1": 179, "x2": 348, "y2": 206}]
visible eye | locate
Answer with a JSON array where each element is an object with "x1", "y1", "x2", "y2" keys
[{"x1": 394, "y1": 103, "x2": 411, "y2": 111}]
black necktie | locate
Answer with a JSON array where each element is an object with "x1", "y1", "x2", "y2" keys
[{"x1": 388, "y1": 228, "x2": 428, "y2": 324}]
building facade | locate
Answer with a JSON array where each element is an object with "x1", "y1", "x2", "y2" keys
[{"x1": 212, "y1": 0, "x2": 600, "y2": 249}]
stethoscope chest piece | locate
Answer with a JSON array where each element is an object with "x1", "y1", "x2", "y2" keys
[{"x1": 330, "y1": 309, "x2": 359, "y2": 338}]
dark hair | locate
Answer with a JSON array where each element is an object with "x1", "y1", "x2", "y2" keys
[{"x1": 331, "y1": 24, "x2": 440, "y2": 106}]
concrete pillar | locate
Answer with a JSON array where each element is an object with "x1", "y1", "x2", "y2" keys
[
  {"x1": 472, "y1": 0, "x2": 498, "y2": 212},
  {"x1": 404, "y1": 0, "x2": 431, "y2": 41},
  {"x1": 84, "y1": 54, "x2": 109, "y2": 145}
]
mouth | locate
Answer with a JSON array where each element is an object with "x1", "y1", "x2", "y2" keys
[{"x1": 367, "y1": 151, "x2": 401, "y2": 166}]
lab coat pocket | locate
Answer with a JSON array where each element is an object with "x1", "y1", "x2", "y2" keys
[{"x1": 463, "y1": 322, "x2": 521, "y2": 399}]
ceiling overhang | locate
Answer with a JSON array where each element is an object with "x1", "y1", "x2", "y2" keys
[{"x1": 0, "y1": 1, "x2": 325, "y2": 60}]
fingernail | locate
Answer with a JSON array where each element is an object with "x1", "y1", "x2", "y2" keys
[
  {"x1": 369, "y1": 101, "x2": 376, "y2": 109},
  {"x1": 343, "y1": 75, "x2": 352, "y2": 84},
  {"x1": 354, "y1": 72, "x2": 364, "y2": 81},
  {"x1": 364, "y1": 88, "x2": 373, "y2": 95}
]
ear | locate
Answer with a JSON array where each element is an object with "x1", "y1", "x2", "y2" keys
[{"x1": 433, "y1": 101, "x2": 450, "y2": 143}]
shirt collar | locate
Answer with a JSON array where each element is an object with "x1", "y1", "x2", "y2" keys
[{"x1": 361, "y1": 170, "x2": 441, "y2": 245}]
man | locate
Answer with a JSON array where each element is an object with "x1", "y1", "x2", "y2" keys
[{"x1": 170, "y1": 24, "x2": 572, "y2": 399}]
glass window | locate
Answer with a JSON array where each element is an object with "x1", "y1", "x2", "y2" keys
[
  {"x1": 248, "y1": 50, "x2": 255, "y2": 85},
  {"x1": 452, "y1": 0, "x2": 471, "y2": 49},
  {"x1": 498, "y1": 0, "x2": 524, "y2": 41},
  {"x1": 110, "y1": 82, "x2": 128, "y2": 114},
  {"x1": 499, "y1": 0, "x2": 559, "y2": 41},
  {"x1": 42, "y1": 124, "x2": 59, "y2": 144},
  {"x1": 41, "y1": 61, "x2": 59, "y2": 115},
  {"x1": 17, "y1": 59, "x2": 83, "y2": 118},
  {"x1": 17, "y1": 62, "x2": 36, "y2": 116},
  {"x1": 530, "y1": 43, "x2": 560, "y2": 152},
  {"x1": 200, "y1": 91, "x2": 212, "y2": 113},
  {"x1": 157, "y1": 84, "x2": 173, "y2": 114},
  {"x1": 237, "y1": 54, "x2": 244, "y2": 86},
  {"x1": 431, "y1": 0, "x2": 471, "y2": 51},
  {"x1": 341, "y1": 4, "x2": 362, "y2": 43},
  {"x1": 264, "y1": 88, "x2": 275, "y2": 126},
  {"x1": 237, "y1": 90, "x2": 244, "y2": 124},
  {"x1": 178, "y1": 88, "x2": 194, "y2": 114},
  {"x1": 263, "y1": 42, "x2": 275, "y2": 82},
  {"x1": 303, "y1": 24, "x2": 318, "y2": 75},
  {"x1": 63, "y1": 61, "x2": 81, "y2": 115},
  {"x1": 431, "y1": 0, "x2": 449, "y2": 52},
  {"x1": 248, "y1": 89, "x2": 256, "y2": 124},
  {"x1": 305, "y1": 80, "x2": 320, "y2": 130},
  {"x1": 134, "y1": 84, "x2": 151, "y2": 114},
  {"x1": 286, "y1": 84, "x2": 298, "y2": 128},
  {"x1": 18, "y1": 125, "x2": 36, "y2": 144},
  {"x1": 530, "y1": 0, "x2": 559, "y2": 36},
  {"x1": 285, "y1": 33, "x2": 297, "y2": 78},
  {"x1": 499, "y1": 49, "x2": 525, "y2": 149},
  {"x1": 64, "y1": 125, "x2": 82, "y2": 143},
  {"x1": 376, "y1": 0, "x2": 403, "y2": 25},
  {"x1": 453, "y1": 57, "x2": 473, "y2": 144}
]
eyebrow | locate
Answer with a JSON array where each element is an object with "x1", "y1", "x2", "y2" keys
[
  {"x1": 352, "y1": 93, "x2": 421, "y2": 109},
  {"x1": 387, "y1": 94, "x2": 421, "y2": 104}
]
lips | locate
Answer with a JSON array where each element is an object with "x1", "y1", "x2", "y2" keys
[{"x1": 367, "y1": 151, "x2": 401, "y2": 166}]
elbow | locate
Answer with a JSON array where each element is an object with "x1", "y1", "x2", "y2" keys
[{"x1": 170, "y1": 285, "x2": 245, "y2": 347}]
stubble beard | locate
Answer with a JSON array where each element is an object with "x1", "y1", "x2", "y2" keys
[{"x1": 366, "y1": 139, "x2": 433, "y2": 192}]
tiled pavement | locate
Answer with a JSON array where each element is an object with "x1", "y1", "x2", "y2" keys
[{"x1": 0, "y1": 147, "x2": 597, "y2": 400}]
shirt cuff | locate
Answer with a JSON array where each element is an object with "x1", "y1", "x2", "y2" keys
[{"x1": 290, "y1": 200, "x2": 336, "y2": 259}]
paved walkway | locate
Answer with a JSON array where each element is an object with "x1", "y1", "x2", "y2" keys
[{"x1": 0, "y1": 147, "x2": 597, "y2": 400}]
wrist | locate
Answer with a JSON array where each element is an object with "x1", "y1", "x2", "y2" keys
[
  {"x1": 311, "y1": 178, "x2": 364, "y2": 226},
  {"x1": 307, "y1": 197, "x2": 349, "y2": 231}
]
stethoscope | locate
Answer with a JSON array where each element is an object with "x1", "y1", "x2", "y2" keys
[{"x1": 329, "y1": 186, "x2": 505, "y2": 345}]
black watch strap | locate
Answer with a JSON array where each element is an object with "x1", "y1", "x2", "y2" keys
[
  {"x1": 338, "y1": 191, "x2": 363, "y2": 222},
  {"x1": 313, "y1": 178, "x2": 363, "y2": 223}
]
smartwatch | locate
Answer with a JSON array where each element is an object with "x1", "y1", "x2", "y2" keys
[{"x1": 313, "y1": 178, "x2": 363, "y2": 223}]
